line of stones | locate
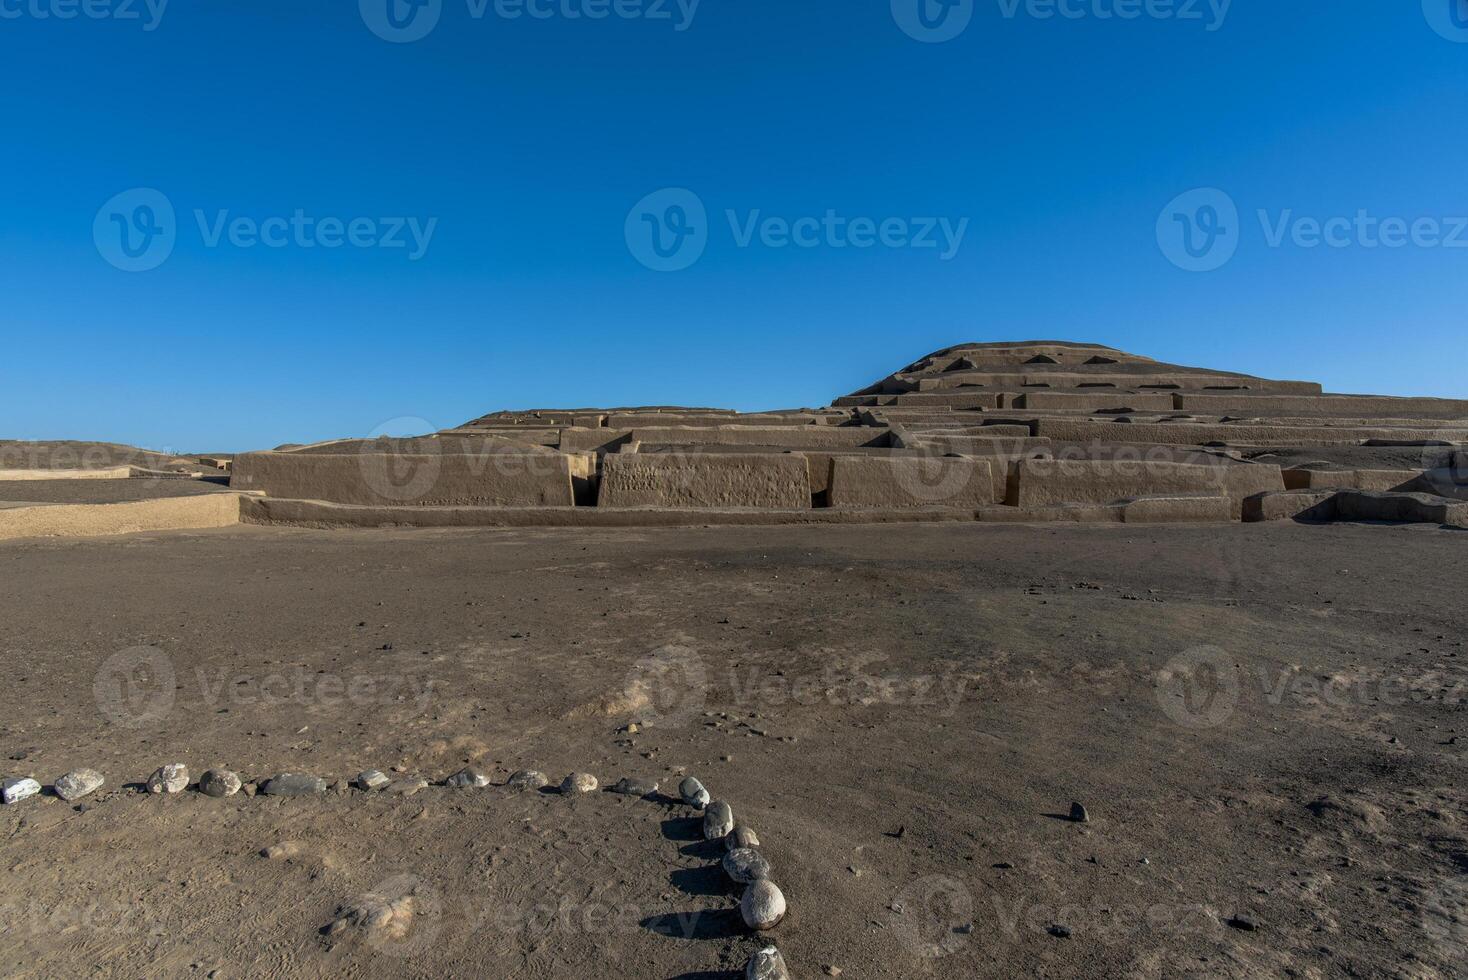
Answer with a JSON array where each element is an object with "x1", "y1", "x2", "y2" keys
[{"x1": 3, "y1": 765, "x2": 793, "y2": 979}]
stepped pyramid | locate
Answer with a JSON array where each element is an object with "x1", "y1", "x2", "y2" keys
[{"x1": 230, "y1": 342, "x2": 1468, "y2": 528}]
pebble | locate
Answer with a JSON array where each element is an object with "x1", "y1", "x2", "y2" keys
[
  {"x1": 262, "y1": 841, "x2": 303, "y2": 860},
  {"x1": 745, "y1": 946, "x2": 790, "y2": 980},
  {"x1": 446, "y1": 767, "x2": 491, "y2": 789},
  {"x1": 611, "y1": 777, "x2": 658, "y2": 798},
  {"x1": 723, "y1": 847, "x2": 772, "y2": 884},
  {"x1": 726, "y1": 825, "x2": 761, "y2": 851},
  {"x1": 1048, "y1": 923, "x2": 1072, "y2": 938},
  {"x1": 704, "y1": 800, "x2": 735, "y2": 840},
  {"x1": 147, "y1": 763, "x2": 189, "y2": 795},
  {"x1": 1069, "y1": 801, "x2": 1090, "y2": 823},
  {"x1": 679, "y1": 776, "x2": 710, "y2": 809},
  {"x1": 741, "y1": 879, "x2": 787, "y2": 931},
  {"x1": 262, "y1": 773, "x2": 326, "y2": 797},
  {"x1": 357, "y1": 769, "x2": 390, "y2": 791},
  {"x1": 1, "y1": 777, "x2": 41, "y2": 805},
  {"x1": 387, "y1": 777, "x2": 429, "y2": 797},
  {"x1": 199, "y1": 769, "x2": 242, "y2": 798},
  {"x1": 560, "y1": 772, "x2": 598, "y2": 794},
  {"x1": 1227, "y1": 913, "x2": 1258, "y2": 931},
  {"x1": 53, "y1": 768, "x2": 104, "y2": 802},
  {"x1": 507, "y1": 770, "x2": 549, "y2": 792}
]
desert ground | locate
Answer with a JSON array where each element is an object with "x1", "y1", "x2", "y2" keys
[{"x1": 2, "y1": 520, "x2": 1463, "y2": 979}]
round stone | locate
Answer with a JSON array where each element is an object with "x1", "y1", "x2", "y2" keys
[
  {"x1": 723, "y1": 847, "x2": 772, "y2": 884},
  {"x1": 147, "y1": 763, "x2": 189, "y2": 795},
  {"x1": 356, "y1": 769, "x2": 390, "y2": 791},
  {"x1": 679, "y1": 776, "x2": 710, "y2": 809},
  {"x1": 199, "y1": 768, "x2": 242, "y2": 798},
  {"x1": 703, "y1": 800, "x2": 734, "y2": 840},
  {"x1": 746, "y1": 946, "x2": 791, "y2": 980},
  {"x1": 560, "y1": 772, "x2": 598, "y2": 794},
  {"x1": 507, "y1": 770, "x2": 548, "y2": 792},
  {"x1": 446, "y1": 767, "x2": 491, "y2": 789},
  {"x1": 726, "y1": 825, "x2": 761, "y2": 851},
  {"x1": 741, "y1": 879, "x2": 787, "y2": 931},
  {"x1": 53, "y1": 768, "x2": 104, "y2": 802}
]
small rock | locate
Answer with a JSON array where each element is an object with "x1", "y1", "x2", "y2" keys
[
  {"x1": 199, "y1": 769, "x2": 242, "y2": 798},
  {"x1": 147, "y1": 763, "x2": 189, "y2": 795},
  {"x1": 241, "y1": 782, "x2": 257, "y2": 797},
  {"x1": 506, "y1": 770, "x2": 548, "y2": 792},
  {"x1": 387, "y1": 777, "x2": 428, "y2": 797},
  {"x1": 1227, "y1": 913, "x2": 1258, "y2": 931},
  {"x1": 741, "y1": 879, "x2": 787, "y2": 931},
  {"x1": 53, "y1": 768, "x2": 104, "y2": 802},
  {"x1": 560, "y1": 772, "x2": 598, "y2": 794},
  {"x1": 745, "y1": 946, "x2": 790, "y2": 980},
  {"x1": 1069, "y1": 802, "x2": 1090, "y2": 823},
  {"x1": 723, "y1": 848, "x2": 772, "y2": 884},
  {"x1": 623, "y1": 723, "x2": 641, "y2": 735},
  {"x1": 357, "y1": 769, "x2": 390, "y2": 791},
  {"x1": 262, "y1": 773, "x2": 326, "y2": 797},
  {"x1": 262, "y1": 841, "x2": 303, "y2": 860},
  {"x1": 1048, "y1": 923, "x2": 1072, "y2": 938},
  {"x1": 445, "y1": 767, "x2": 491, "y2": 789},
  {"x1": 610, "y1": 777, "x2": 658, "y2": 798},
  {"x1": 824, "y1": 967, "x2": 842, "y2": 978},
  {"x1": 679, "y1": 776, "x2": 710, "y2": 809},
  {"x1": 704, "y1": 800, "x2": 734, "y2": 840},
  {"x1": 726, "y1": 825, "x2": 761, "y2": 851},
  {"x1": 1, "y1": 777, "x2": 41, "y2": 805}
]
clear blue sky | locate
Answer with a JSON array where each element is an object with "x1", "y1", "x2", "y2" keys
[{"x1": 2, "y1": 0, "x2": 1465, "y2": 452}]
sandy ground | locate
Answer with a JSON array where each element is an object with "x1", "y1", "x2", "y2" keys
[
  {"x1": 0, "y1": 522, "x2": 1464, "y2": 979},
  {"x1": 0, "y1": 479, "x2": 232, "y2": 505}
]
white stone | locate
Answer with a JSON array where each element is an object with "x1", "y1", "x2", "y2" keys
[
  {"x1": 746, "y1": 946, "x2": 791, "y2": 980},
  {"x1": 704, "y1": 800, "x2": 734, "y2": 840},
  {"x1": 2, "y1": 777, "x2": 41, "y2": 805},
  {"x1": 53, "y1": 768, "x2": 104, "y2": 802},
  {"x1": 741, "y1": 880, "x2": 787, "y2": 931},
  {"x1": 147, "y1": 763, "x2": 189, "y2": 794},
  {"x1": 560, "y1": 772, "x2": 598, "y2": 794}
]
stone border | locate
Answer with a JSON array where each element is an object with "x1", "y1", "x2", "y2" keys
[{"x1": 3, "y1": 762, "x2": 791, "y2": 976}]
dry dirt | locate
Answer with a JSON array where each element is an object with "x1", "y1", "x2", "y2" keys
[{"x1": 1, "y1": 521, "x2": 1464, "y2": 979}]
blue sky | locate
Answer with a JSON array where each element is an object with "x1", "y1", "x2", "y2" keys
[{"x1": 2, "y1": 0, "x2": 1464, "y2": 452}]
